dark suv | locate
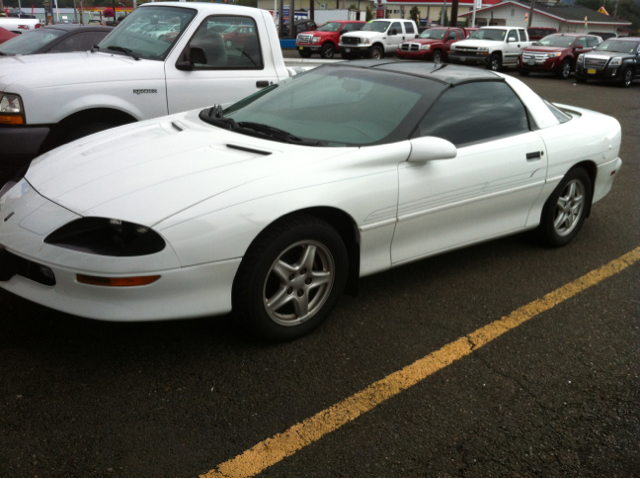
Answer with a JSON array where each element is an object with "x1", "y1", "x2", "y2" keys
[
  {"x1": 518, "y1": 33, "x2": 601, "y2": 79},
  {"x1": 576, "y1": 37, "x2": 640, "y2": 87}
]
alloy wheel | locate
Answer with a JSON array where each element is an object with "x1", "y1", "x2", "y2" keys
[{"x1": 553, "y1": 179, "x2": 585, "y2": 237}]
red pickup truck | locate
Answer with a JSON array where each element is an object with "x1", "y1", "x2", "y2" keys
[
  {"x1": 518, "y1": 33, "x2": 602, "y2": 79},
  {"x1": 296, "y1": 20, "x2": 365, "y2": 59},
  {"x1": 395, "y1": 27, "x2": 471, "y2": 63}
]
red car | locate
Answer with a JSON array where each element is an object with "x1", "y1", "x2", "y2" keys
[
  {"x1": 222, "y1": 24, "x2": 257, "y2": 48},
  {"x1": 0, "y1": 26, "x2": 17, "y2": 45},
  {"x1": 296, "y1": 20, "x2": 365, "y2": 59},
  {"x1": 396, "y1": 27, "x2": 470, "y2": 63},
  {"x1": 518, "y1": 33, "x2": 602, "y2": 79}
]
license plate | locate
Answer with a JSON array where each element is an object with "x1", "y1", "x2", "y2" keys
[
  {"x1": 527, "y1": 59, "x2": 535, "y2": 66},
  {"x1": 344, "y1": 48, "x2": 350, "y2": 52},
  {"x1": 459, "y1": 57, "x2": 466, "y2": 62},
  {"x1": 587, "y1": 68, "x2": 596, "y2": 74},
  {"x1": 299, "y1": 46, "x2": 303, "y2": 50}
]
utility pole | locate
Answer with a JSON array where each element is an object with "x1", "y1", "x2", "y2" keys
[
  {"x1": 450, "y1": 0, "x2": 458, "y2": 27},
  {"x1": 527, "y1": 0, "x2": 535, "y2": 28},
  {"x1": 441, "y1": 0, "x2": 447, "y2": 25}
]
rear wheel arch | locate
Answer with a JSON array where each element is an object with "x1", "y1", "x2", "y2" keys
[{"x1": 571, "y1": 161, "x2": 597, "y2": 217}]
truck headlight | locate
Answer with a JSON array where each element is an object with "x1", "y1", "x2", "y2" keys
[
  {"x1": 362, "y1": 39, "x2": 370, "y2": 45},
  {"x1": 609, "y1": 56, "x2": 622, "y2": 66},
  {"x1": 312, "y1": 36, "x2": 321, "y2": 43},
  {"x1": 477, "y1": 47, "x2": 489, "y2": 52},
  {"x1": 577, "y1": 53, "x2": 585, "y2": 64},
  {"x1": 419, "y1": 44, "x2": 431, "y2": 50},
  {"x1": 0, "y1": 93, "x2": 25, "y2": 125},
  {"x1": 547, "y1": 52, "x2": 562, "y2": 58}
]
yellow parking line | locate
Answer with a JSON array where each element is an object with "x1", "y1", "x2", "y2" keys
[{"x1": 201, "y1": 246, "x2": 640, "y2": 478}]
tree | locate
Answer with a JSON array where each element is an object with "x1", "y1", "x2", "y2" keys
[
  {"x1": 365, "y1": 5, "x2": 373, "y2": 21},
  {"x1": 410, "y1": 5, "x2": 419, "y2": 24}
]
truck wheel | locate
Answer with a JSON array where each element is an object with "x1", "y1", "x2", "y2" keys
[
  {"x1": 320, "y1": 43, "x2": 335, "y2": 59},
  {"x1": 556, "y1": 59, "x2": 572, "y2": 79},
  {"x1": 369, "y1": 46, "x2": 383, "y2": 60},
  {"x1": 432, "y1": 50, "x2": 443, "y2": 64},
  {"x1": 487, "y1": 53, "x2": 502, "y2": 71},
  {"x1": 619, "y1": 67, "x2": 633, "y2": 88},
  {"x1": 298, "y1": 49, "x2": 312, "y2": 58}
]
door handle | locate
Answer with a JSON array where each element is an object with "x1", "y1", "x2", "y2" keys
[
  {"x1": 256, "y1": 81, "x2": 271, "y2": 88},
  {"x1": 526, "y1": 151, "x2": 543, "y2": 160}
]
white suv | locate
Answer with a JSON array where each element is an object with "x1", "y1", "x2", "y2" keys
[{"x1": 339, "y1": 19, "x2": 418, "y2": 60}]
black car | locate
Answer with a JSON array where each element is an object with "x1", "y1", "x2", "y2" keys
[
  {"x1": 576, "y1": 37, "x2": 640, "y2": 87},
  {"x1": 0, "y1": 24, "x2": 112, "y2": 56},
  {"x1": 281, "y1": 19, "x2": 317, "y2": 38}
]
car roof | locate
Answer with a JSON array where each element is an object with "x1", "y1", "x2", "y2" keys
[
  {"x1": 332, "y1": 60, "x2": 501, "y2": 86},
  {"x1": 603, "y1": 36, "x2": 639, "y2": 42}
]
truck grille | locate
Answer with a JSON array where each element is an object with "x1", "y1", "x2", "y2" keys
[
  {"x1": 584, "y1": 57, "x2": 607, "y2": 69},
  {"x1": 452, "y1": 46, "x2": 481, "y2": 56},
  {"x1": 297, "y1": 34, "x2": 313, "y2": 43},
  {"x1": 341, "y1": 36, "x2": 360, "y2": 45},
  {"x1": 401, "y1": 43, "x2": 420, "y2": 52}
]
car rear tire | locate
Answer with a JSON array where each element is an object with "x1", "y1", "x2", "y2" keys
[
  {"x1": 232, "y1": 214, "x2": 348, "y2": 341},
  {"x1": 487, "y1": 53, "x2": 502, "y2": 71},
  {"x1": 369, "y1": 45, "x2": 383, "y2": 60},
  {"x1": 298, "y1": 49, "x2": 312, "y2": 58},
  {"x1": 320, "y1": 42, "x2": 335, "y2": 59},
  {"x1": 619, "y1": 67, "x2": 633, "y2": 88},
  {"x1": 538, "y1": 168, "x2": 592, "y2": 247},
  {"x1": 432, "y1": 50, "x2": 443, "y2": 64},
  {"x1": 556, "y1": 59, "x2": 572, "y2": 79}
]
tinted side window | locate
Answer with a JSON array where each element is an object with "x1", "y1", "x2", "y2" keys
[
  {"x1": 390, "y1": 22, "x2": 402, "y2": 34},
  {"x1": 447, "y1": 31, "x2": 457, "y2": 40},
  {"x1": 418, "y1": 82, "x2": 530, "y2": 147},
  {"x1": 404, "y1": 22, "x2": 415, "y2": 34},
  {"x1": 576, "y1": 37, "x2": 587, "y2": 48},
  {"x1": 341, "y1": 23, "x2": 357, "y2": 33},
  {"x1": 75, "y1": 32, "x2": 109, "y2": 51},
  {"x1": 189, "y1": 15, "x2": 262, "y2": 69},
  {"x1": 518, "y1": 29, "x2": 526, "y2": 41}
]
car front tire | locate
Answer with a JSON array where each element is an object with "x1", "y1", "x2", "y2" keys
[
  {"x1": 487, "y1": 53, "x2": 502, "y2": 71},
  {"x1": 432, "y1": 49, "x2": 443, "y2": 64},
  {"x1": 369, "y1": 46, "x2": 383, "y2": 60},
  {"x1": 298, "y1": 49, "x2": 312, "y2": 58},
  {"x1": 320, "y1": 42, "x2": 335, "y2": 59},
  {"x1": 619, "y1": 67, "x2": 633, "y2": 88},
  {"x1": 556, "y1": 59, "x2": 572, "y2": 79},
  {"x1": 232, "y1": 214, "x2": 348, "y2": 341},
  {"x1": 538, "y1": 168, "x2": 592, "y2": 247}
]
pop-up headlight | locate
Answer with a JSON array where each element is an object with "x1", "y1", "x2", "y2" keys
[{"x1": 45, "y1": 217, "x2": 166, "y2": 257}]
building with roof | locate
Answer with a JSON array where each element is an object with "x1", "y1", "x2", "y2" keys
[{"x1": 459, "y1": 1, "x2": 632, "y2": 35}]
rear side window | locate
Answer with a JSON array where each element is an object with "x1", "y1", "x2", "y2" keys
[
  {"x1": 404, "y1": 22, "x2": 415, "y2": 34},
  {"x1": 418, "y1": 82, "x2": 530, "y2": 147},
  {"x1": 518, "y1": 29, "x2": 526, "y2": 41}
]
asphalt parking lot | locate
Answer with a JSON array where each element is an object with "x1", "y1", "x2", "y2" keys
[{"x1": 1, "y1": 56, "x2": 639, "y2": 477}]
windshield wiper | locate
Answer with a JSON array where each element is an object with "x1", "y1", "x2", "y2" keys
[
  {"x1": 106, "y1": 45, "x2": 140, "y2": 60},
  {"x1": 199, "y1": 106, "x2": 326, "y2": 146}
]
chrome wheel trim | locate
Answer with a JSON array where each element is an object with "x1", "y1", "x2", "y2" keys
[
  {"x1": 553, "y1": 179, "x2": 585, "y2": 237},
  {"x1": 372, "y1": 48, "x2": 382, "y2": 59},
  {"x1": 225, "y1": 39, "x2": 232, "y2": 48},
  {"x1": 490, "y1": 56, "x2": 500, "y2": 70},
  {"x1": 624, "y1": 69, "x2": 632, "y2": 86},
  {"x1": 561, "y1": 61, "x2": 571, "y2": 78},
  {"x1": 263, "y1": 240, "x2": 335, "y2": 326},
  {"x1": 433, "y1": 51, "x2": 442, "y2": 63}
]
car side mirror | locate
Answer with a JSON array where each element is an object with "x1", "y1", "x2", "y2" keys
[
  {"x1": 176, "y1": 46, "x2": 206, "y2": 70},
  {"x1": 389, "y1": 29, "x2": 397, "y2": 36},
  {"x1": 407, "y1": 136, "x2": 457, "y2": 163}
]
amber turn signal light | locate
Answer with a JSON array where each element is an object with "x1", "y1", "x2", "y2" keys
[
  {"x1": 77, "y1": 274, "x2": 161, "y2": 287},
  {"x1": 0, "y1": 115, "x2": 24, "y2": 125}
]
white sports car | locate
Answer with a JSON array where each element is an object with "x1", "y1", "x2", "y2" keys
[{"x1": 0, "y1": 61, "x2": 622, "y2": 340}]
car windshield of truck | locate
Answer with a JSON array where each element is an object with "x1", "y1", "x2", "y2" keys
[
  {"x1": 318, "y1": 22, "x2": 342, "y2": 32},
  {"x1": 418, "y1": 28, "x2": 447, "y2": 39},
  {"x1": 361, "y1": 21, "x2": 389, "y2": 33},
  {"x1": 470, "y1": 29, "x2": 506, "y2": 41},
  {"x1": 207, "y1": 66, "x2": 444, "y2": 147},
  {"x1": 538, "y1": 35, "x2": 576, "y2": 48},
  {"x1": 97, "y1": 6, "x2": 196, "y2": 61},
  {"x1": 0, "y1": 28, "x2": 65, "y2": 55},
  {"x1": 595, "y1": 40, "x2": 639, "y2": 54}
]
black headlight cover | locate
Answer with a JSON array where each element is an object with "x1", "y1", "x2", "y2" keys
[{"x1": 45, "y1": 217, "x2": 166, "y2": 257}]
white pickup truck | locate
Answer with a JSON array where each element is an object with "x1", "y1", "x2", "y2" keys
[
  {"x1": 0, "y1": 17, "x2": 40, "y2": 34},
  {"x1": 338, "y1": 18, "x2": 419, "y2": 60},
  {"x1": 449, "y1": 26, "x2": 532, "y2": 71},
  {"x1": 0, "y1": 2, "x2": 318, "y2": 169}
]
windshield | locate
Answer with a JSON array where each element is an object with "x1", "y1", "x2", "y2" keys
[
  {"x1": 470, "y1": 29, "x2": 507, "y2": 41},
  {"x1": 0, "y1": 28, "x2": 65, "y2": 55},
  {"x1": 418, "y1": 28, "x2": 447, "y2": 40},
  {"x1": 214, "y1": 66, "x2": 443, "y2": 147},
  {"x1": 537, "y1": 35, "x2": 576, "y2": 48},
  {"x1": 595, "y1": 39, "x2": 639, "y2": 54},
  {"x1": 318, "y1": 22, "x2": 342, "y2": 32},
  {"x1": 97, "y1": 6, "x2": 196, "y2": 61},
  {"x1": 361, "y1": 21, "x2": 389, "y2": 33}
]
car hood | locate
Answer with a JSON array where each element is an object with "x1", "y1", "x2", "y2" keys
[
  {"x1": 25, "y1": 110, "x2": 355, "y2": 227},
  {"x1": 0, "y1": 51, "x2": 162, "y2": 91},
  {"x1": 404, "y1": 38, "x2": 443, "y2": 44},
  {"x1": 585, "y1": 50, "x2": 632, "y2": 58},
  {"x1": 452, "y1": 39, "x2": 497, "y2": 49},
  {"x1": 523, "y1": 46, "x2": 567, "y2": 53}
]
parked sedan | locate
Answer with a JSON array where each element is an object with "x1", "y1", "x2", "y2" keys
[
  {"x1": 0, "y1": 62, "x2": 622, "y2": 341},
  {"x1": 518, "y1": 33, "x2": 601, "y2": 79},
  {"x1": 0, "y1": 24, "x2": 112, "y2": 56}
]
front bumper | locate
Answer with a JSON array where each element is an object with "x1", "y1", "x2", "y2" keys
[
  {"x1": 518, "y1": 57, "x2": 561, "y2": 72},
  {"x1": 296, "y1": 43, "x2": 322, "y2": 53},
  {"x1": 0, "y1": 184, "x2": 240, "y2": 321},
  {"x1": 338, "y1": 45, "x2": 371, "y2": 54},
  {"x1": 575, "y1": 63, "x2": 624, "y2": 82},
  {"x1": 0, "y1": 125, "x2": 50, "y2": 168},
  {"x1": 448, "y1": 53, "x2": 489, "y2": 65}
]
